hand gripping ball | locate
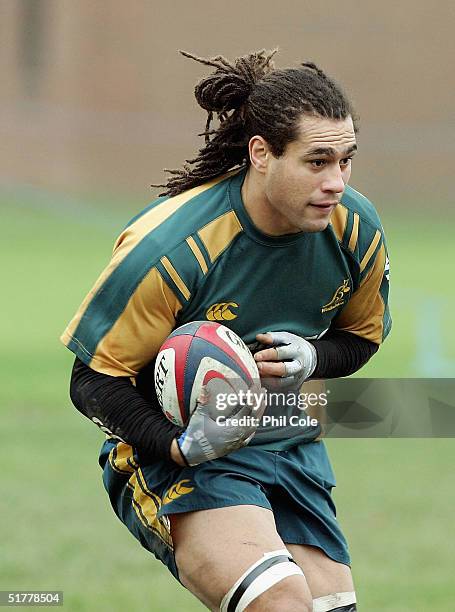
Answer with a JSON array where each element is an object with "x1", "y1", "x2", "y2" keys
[{"x1": 154, "y1": 321, "x2": 259, "y2": 426}]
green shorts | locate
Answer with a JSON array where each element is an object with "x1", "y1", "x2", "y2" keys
[{"x1": 99, "y1": 438, "x2": 350, "y2": 582}]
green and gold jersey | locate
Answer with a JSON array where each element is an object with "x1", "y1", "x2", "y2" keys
[{"x1": 62, "y1": 168, "x2": 390, "y2": 381}]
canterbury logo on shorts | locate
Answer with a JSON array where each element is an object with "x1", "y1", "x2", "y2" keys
[
  {"x1": 206, "y1": 302, "x2": 239, "y2": 321},
  {"x1": 163, "y1": 479, "x2": 194, "y2": 505}
]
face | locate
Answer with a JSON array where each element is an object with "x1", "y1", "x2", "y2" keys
[{"x1": 261, "y1": 115, "x2": 357, "y2": 234}]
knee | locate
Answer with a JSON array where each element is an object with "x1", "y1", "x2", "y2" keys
[
  {"x1": 174, "y1": 545, "x2": 207, "y2": 590},
  {"x1": 246, "y1": 574, "x2": 312, "y2": 612},
  {"x1": 220, "y1": 549, "x2": 312, "y2": 612}
]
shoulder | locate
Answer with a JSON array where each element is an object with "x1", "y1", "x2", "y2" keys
[
  {"x1": 112, "y1": 171, "x2": 242, "y2": 263},
  {"x1": 331, "y1": 185, "x2": 383, "y2": 240},
  {"x1": 111, "y1": 171, "x2": 244, "y2": 304},
  {"x1": 329, "y1": 185, "x2": 387, "y2": 282},
  {"x1": 123, "y1": 171, "x2": 239, "y2": 245},
  {"x1": 340, "y1": 184, "x2": 383, "y2": 231}
]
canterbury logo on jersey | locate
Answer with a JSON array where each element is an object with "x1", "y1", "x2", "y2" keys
[
  {"x1": 206, "y1": 302, "x2": 239, "y2": 321},
  {"x1": 163, "y1": 479, "x2": 194, "y2": 506},
  {"x1": 321, "y1": 279, "x2": 351, "y2": 313}
]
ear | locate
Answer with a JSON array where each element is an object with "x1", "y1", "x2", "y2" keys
[{"x1": 248, "y1": 135, "x2": 272, "y2": 174}]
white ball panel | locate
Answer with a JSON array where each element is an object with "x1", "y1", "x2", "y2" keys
[
  {"x1": 216, "y1": 325, "x2": 259, "y2": 379},
  {"x1": 154, "y1": 347, "x2": 183, "y2": 427}
]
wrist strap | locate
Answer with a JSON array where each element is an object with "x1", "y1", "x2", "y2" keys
[
  {"x1": 175, "y1": 435, "x2": 190, "y2": 466},
  {"x1": 305, "y1": 341, "x2": 318, "y2": 379}
]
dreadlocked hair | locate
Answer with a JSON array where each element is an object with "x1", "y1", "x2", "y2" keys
[{"x1": 152, "y1": 49, "x2": 357, "y2": 197}]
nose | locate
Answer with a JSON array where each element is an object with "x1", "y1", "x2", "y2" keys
[{"x1": 321, "y1": 166, "x2": 346, "y2": 195}]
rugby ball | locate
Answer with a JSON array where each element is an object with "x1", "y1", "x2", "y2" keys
[{"x1": 154, "y1": 321, "x2": 259, "y2": 427}]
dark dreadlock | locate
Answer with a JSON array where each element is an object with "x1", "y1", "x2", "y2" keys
[{"x1": 152, "y1": 49, "x2": 357, "y2": 197}]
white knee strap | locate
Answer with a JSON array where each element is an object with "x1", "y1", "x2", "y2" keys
[
  {"x1": 220, "y1": 548, "x2": 304, "y2": 612},
  {"x1": 313, "y1": 591, "x2": 357, "y2": 611}
]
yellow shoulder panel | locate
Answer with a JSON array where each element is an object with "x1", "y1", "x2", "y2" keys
[
  {"x1": 160, "y1": 256, "x2": 191, "y2": 301},
  {"x1": 335, "y1": 243, "x2": 386, "y2": 344},
  {"x1": 348, "y1": 212, "x2": 360, "y2": 252},
  {"x1": 89, "y1": 267, "x2": 182, "y2": 376},
  {"x1": 186, "y1": 236, "x2": 208, "y2": 274},
  {"x1": 330, "y1": 204, "x2": 348, "y2": 242},
  {"x1": 62, "y1": 180, "x2": 222, "y2": 346},
  {"x1": 360, "y1": 229, "x2": 381, "y2": 273},
  {"x1": 198, "y1": 210, "x2": 243, "y2": 263},
  {"x1": 127, "y1": 173, "x2": 234, "y2": 238}
]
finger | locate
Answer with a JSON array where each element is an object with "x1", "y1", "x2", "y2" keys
[
  {"x1": 275, "y1": 344, "x2": 298, "y2": 361},
  {"x1": 197, "y1": 385, "x2": 209, "y2": 405},
  {"x1": 239, "y1": 422, "x2": 260, "y2": 442},
  {"x1": 255, "y1": 332, "x2": 274, "y2": 344},
  {"x1": 243, "y1": 432, "x2": 256, "y2": 445},
  {"x1": 265, "y1": 331, "x2": 293, "y2": 346},
  {"x1": 240, "y1": 426, "x2": 259, "y2": 444},
  {"x1": 283, "y1": 359, "x2": 303, "y2": 377},
  {"x1": 254, "y1": 347, "x2": 280, "y2": 362},
  {"x1": 256, "y1": 361, "x2": 286, "y2": 377}
]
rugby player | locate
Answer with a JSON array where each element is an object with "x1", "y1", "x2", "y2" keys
[{"x1": 61, "y1": 49, "x2": 391, "y2": 611}]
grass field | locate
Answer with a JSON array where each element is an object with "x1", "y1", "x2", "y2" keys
[{"x1": 1, "y1": 187, "x2": 454, "y2": 611}]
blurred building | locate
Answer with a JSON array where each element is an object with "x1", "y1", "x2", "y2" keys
[{"x1": 1, "y1": 0, "x2": 454, "y2": 205}]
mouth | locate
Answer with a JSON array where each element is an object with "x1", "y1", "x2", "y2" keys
[{"x1": 309, "y1": 202, "x2": 338, "y2": 213}]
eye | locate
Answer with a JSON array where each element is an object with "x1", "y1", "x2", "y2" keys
[
  {"x1": 340, "y1": 157, "x2": 353, "y2": 167},
  {"x1": 310, "y1": 160, "x2": 326, "y2": 168}
]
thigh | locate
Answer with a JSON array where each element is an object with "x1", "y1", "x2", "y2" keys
[
  {"x1": 170, "y1": 505, "x2": 312, "y2": 611},
  {"x1": 286, "y1": 543, "x2": 354, "y2": 598}
]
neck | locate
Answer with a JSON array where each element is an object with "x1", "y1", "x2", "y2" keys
[{"x1": 241, "y1": 167, "x2": 299, "y2": 236}]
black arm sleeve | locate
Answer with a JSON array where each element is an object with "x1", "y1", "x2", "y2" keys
[
  {"x1": 309, "y1": 329, "x2": 379, "y2": 379},
  {"x1": 69, "y1": 357, "x2": 183, "y2": 462},
  {"x1": 69, "y1": 331, "x2": 375, "y2": 460}
]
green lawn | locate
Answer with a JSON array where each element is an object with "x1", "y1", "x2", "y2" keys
[{"x1": 1, "y1": 191, "x2": 454, "y2": 611}]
